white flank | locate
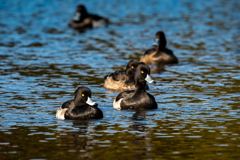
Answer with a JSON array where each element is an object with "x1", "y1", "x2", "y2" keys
[
  {"x1": 56, "y1": 107, "x2": 68, "y2": 120},
  {"x1": 113, "y1": 98, "x2": 123, "y2": 110}
]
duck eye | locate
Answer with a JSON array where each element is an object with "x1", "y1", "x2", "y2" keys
[
  {"x1": 131, "y1": 66, "x2": 134, "y2": 69},
  {"x1": 82, "y1": 94, "x2": 84, "y2": 97},
  {"x1": 141, "y1": 71, "x2": 144, "y2": 74}
]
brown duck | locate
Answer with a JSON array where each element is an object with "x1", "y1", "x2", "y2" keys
[{"x1": 140, "y1": 31, "x2": 178, "y2": 65}]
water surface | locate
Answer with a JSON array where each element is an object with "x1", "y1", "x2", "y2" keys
[{"x1": 0, "y1": 0, "x2": 240, "y2": 159}]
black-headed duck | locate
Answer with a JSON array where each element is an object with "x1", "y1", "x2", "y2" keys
[
  {"x1": 69, "y1": 5, "x2": 109, "y2": 29},
  {"x1": 104, "y1": 60, "x2": 149, "y2": 91},
  {"x1": 140, "y1": 31, "x2": 178, "y2": 65},
  {"x1": 113, "y1": 62, "x2": 157, "y2": 110},
  {"x1": 56, "y1": 87, "x2": 103, "y2": 120}
]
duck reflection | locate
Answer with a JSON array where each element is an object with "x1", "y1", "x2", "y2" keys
[{"x1": 131, "y1": 110, "x2": 146, "y2": 121}]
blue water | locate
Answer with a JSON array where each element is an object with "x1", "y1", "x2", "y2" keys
[{"x1": 0, "y1": 0, "x2": 240, "y2": 159}]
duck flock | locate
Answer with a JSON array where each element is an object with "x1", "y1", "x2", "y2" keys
[{"x1": 56, "y1": 5, "x2": 179, "y2": 120}]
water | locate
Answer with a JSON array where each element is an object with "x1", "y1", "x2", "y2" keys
[{"x1": 0, "y1": 0, "x2": 240, "y2": 159}]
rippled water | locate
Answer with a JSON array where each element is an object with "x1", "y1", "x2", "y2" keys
[{"x1": 0, "y1": 0, "x2": 240, "y2": 159}]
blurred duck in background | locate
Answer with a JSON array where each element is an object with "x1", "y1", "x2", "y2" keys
[
  {"x1": 140, "y1": 31, "x2": 178, "y2": 66},
  {"x1": 69, "y1": 5, "x2": 109, "y2": 30}
]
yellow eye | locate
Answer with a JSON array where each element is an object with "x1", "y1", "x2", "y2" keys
[
  {"x1": 82, "y1": 94, "x2": 84, "y2": 97},
  {"x1": 131, "y1": 66, "x2": 134, "y2": 69},
  {"x1": 141, "y1": 71, "x2": 144, "y2": 74}
]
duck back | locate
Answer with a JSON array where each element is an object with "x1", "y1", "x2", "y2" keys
[{"x1": 65, "y1": 105, "x2": 103, "y2": 119}]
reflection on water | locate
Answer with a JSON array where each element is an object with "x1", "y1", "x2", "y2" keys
[{"x1": 0, "y1": 0, "x2": 240, "y2": 159}]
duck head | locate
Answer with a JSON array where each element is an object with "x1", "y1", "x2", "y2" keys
[
  {"x1": 134, "y1": 62, "x2": 156, "y2": 86},
  {"x1": 153, "y1": 31, "x2": 166, "y2": 49},
  {"x1": 73, "y1": 5, "x2": 88, "y2": 21},
  {"x1": 74, "y1": 86, "x2": 96, "y2": 107},
  {"x1": 125, "y1": 60, "x2": 139, "y2": 78}
]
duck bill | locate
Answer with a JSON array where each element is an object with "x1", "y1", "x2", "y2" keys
[
  {"x1": 153, "y1": 38, "x2": 160, "y2": 46},
  {"x1": 145, "y1": 74, "x2": 156, "y2": 84},
  {"x1": 73, "y1": 12, "x2": 81, "y2": 21},
  {"x1": 86, "y1": 97, "x2": 96, "y2": 106}
]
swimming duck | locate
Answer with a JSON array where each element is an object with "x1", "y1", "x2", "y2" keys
[
  {"x1": 140, "y1": 31, "x2": 178, "y2": 65},
  {"x1": 56, "y1": 87, "x2": 103, "y2": 120},
  {"x1": 104, "y1": 60, "x2": 149, "y2": 91},
  {"x1": 68, "y1": 5, "x2": 109, "y2": 29},
  {"x1": 113, "y1": 62, "x2": 157, "y2": 110}
]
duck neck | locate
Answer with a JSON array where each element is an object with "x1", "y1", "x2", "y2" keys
[
  {"x1": 124, "y1": 76, "x2": 134, "y2": 86},
  {"x1": 74, "y1": 97, "x2": 85, "y2": 108},
  {"x1": 156, "y1": 44, "x2": 165, "y2": 53},
  {"x1": 81, "y1": 10, "x2": 88, "y2": 17},
  {"x1": 128, "y1": 75, "x2": 134, "y2": 81},
  {"x1": 155, "y1": 36, "x2": 166, "y2": 53},
  {"x1": 135, "y1": 80, "x2": 146, "y2": 92}
]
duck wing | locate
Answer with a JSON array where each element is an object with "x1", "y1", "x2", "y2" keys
[
  {"x1": 144, "y1": 47, "x2": 156, "y2": 55},
  {"x1": 65, "y1": 104, "x2": 103, "y2": 119},
  {"x1": 89, "y1": 14, "x2": 104, "y2": 20},
  {"x1": 62, "y1": 99, "x2": 74, "y2": 109},
  {"x1": 104, "y1": 71, "x2": 126, "y2": 81},
  {"x1": 115, "y1": 90, "x2": 135, "y2": 102}
]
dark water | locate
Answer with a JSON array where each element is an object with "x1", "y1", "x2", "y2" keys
[{"x1": 0, "y1": 0, "x2": 240, "y2": 159}]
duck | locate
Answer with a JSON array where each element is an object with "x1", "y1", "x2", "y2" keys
[
  {"x1": 68, "y1": 5, "x2": 109, "y2": 30},
  {"x1": 140, "y1": 31, "x2": 178, "y2": 65},
  {"x1": 113, "y1": 62, "x2": 157, "y2": 110},
  {"x1": 104, "y1": 60, "x2": 149, "y2": 91},
  {"x1": 56, "y1": 87, "x2": 103, "y2": 120}
]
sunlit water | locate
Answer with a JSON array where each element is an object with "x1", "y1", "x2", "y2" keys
[{"x1": 0, "y1": 0, "x2": 240, "y2": 159}]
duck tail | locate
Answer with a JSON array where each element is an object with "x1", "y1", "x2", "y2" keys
[{"x1": 103, "y1": 74, "x2": 110, "y2": 80}]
